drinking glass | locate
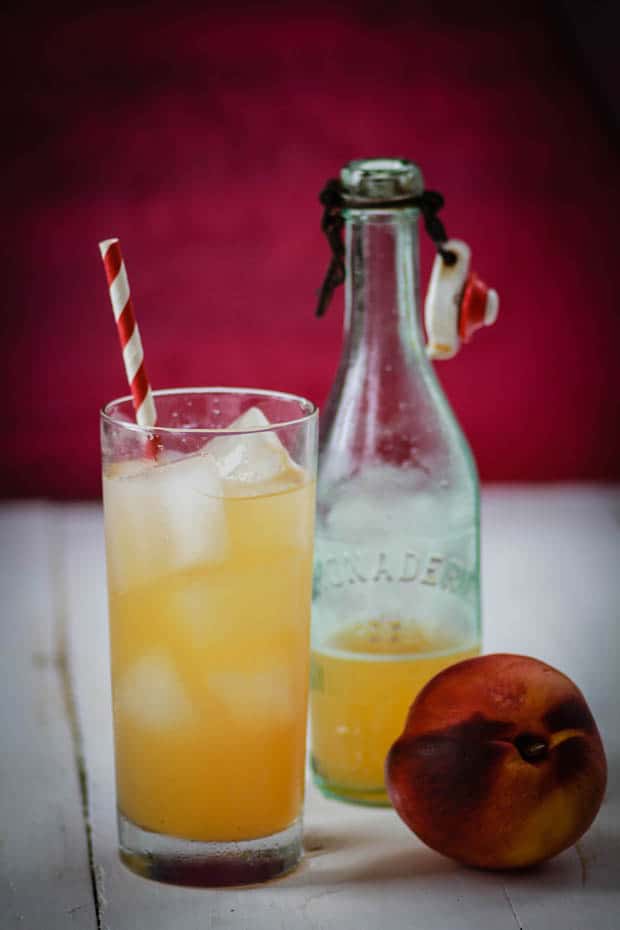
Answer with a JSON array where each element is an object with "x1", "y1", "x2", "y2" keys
[{"x1": 101, "y1": 388, "x2": 317, "y2": 885}]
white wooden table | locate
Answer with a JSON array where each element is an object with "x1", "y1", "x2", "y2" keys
[{"x1": 1, "y1": 486, "x2": 618, "y2": 930}]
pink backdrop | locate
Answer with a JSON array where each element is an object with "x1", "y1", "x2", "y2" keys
[{"x1": 3, "y1": 1, "x2": 619, "y2": 499}]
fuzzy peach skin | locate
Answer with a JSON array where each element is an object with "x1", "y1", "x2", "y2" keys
[{"x1": 385, "y1": 654, "x2": 607, "y2": 869}]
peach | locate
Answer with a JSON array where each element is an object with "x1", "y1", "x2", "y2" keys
[{"x1": 385, "y1": 654, "x2": 607, "y2": 869}]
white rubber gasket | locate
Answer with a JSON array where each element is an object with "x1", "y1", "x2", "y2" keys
[{"x1": 424, "y1": 239, "x2": 470, "y2": 360}]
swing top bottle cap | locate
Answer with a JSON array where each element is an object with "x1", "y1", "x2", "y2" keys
[{"x1": 340, "y1": 158, "x2": 424, "y2": 202}]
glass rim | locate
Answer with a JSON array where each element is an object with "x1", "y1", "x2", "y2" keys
[{"x1": 100, "y1": 386, "x2": 318, "y2": 436}]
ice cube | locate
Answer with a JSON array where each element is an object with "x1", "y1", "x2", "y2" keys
[
  {"x1": 207, "y1": 666, "x2": 295, "y2": 726},
  {"x1": 168, "y1": 574, "x2": 231, "y2": 644},
  {"x1": 114, "y1": 655, "x2": 194, "y2": 729},
  {"x1": 104, "y1": 457, "x2": 157, "y2": 479},
  {"x1": 103, "y1": 451, "x2": 228, "y2": 590},
  {"x1": 156, "y1": 450, "x2": 227, "y2": 564},
  {"x1": 206, "y1": 406, "x2": 302, "y2": 493}
]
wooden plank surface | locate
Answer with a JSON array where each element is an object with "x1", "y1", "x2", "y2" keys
[
  {"x1": 57, "y1": 486, "x2": 620, "y2": 930},
  {"x1": 481, "y1": 486, "x2": 620, "y2": 930},
  {"x1": 0, "y1": 505, "x2": 97, "y2": 930},
  {"x1": 2, "y1": 487, "x2": 617, "y2": 929}
]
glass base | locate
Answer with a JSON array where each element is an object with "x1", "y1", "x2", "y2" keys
[
  {"x1": 311, "y1": 763, "x2": 392, "y2": 807},
  {"x1": 118, "y1": 811, "x2": 303, "y2": 887}
]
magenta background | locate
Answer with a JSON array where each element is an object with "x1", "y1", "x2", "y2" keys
[{"x1": 3, "y1": 1, "x2": 619, "y2": 499}]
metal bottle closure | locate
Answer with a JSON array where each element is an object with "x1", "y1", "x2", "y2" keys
[{"x1": 315, "y1": 157, "x2": 499, "y2": 359}]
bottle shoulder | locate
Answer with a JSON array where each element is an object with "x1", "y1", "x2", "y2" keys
[
  {"x1": 317, "y1": 350, "x2": 480, "y2": 543},
  {"x1": 319, "y1": 353, "x2": 478, "y2": 492},
  {"x1": 317, "y1": 457, "x2": 478, "y2": 533}
]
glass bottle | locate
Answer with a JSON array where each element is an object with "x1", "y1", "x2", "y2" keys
[{"x1": 310, "y1": 158, "x2": 481, "y2": 805}]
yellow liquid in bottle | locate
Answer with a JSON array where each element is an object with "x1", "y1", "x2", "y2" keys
[{"x1": 310, "y1": 620, "x2": 479, "y2": 804}]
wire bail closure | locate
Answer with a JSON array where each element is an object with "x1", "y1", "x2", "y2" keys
[{"x1": 315, "y1": 178, "x2": 456, "y2": 317}]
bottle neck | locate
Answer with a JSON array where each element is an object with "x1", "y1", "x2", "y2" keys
[
  {"x1": 343, "y1": 208, "x2": 424, "y2": 365},
  {"x1": 320, "y1": 208, "x2": 432, "y2": 465}
]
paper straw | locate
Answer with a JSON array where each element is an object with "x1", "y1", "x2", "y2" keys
[{"x1": 99, "y1": 238, "x2": 157, "y2": 428}]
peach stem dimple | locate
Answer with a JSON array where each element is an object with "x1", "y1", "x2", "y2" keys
[{"x1": 514, "y1": 733, "x2": 548, "y2": 763}]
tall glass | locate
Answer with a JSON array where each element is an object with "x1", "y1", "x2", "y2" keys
[{"x1": 101, "y1": 388, "x2": 317, "y2": 886}]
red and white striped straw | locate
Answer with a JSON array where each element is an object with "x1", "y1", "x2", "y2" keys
[{"x1": 99, "y1": 238, "x2": 157, "y2": 427}]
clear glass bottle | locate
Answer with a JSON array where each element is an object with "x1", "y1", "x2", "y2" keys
[{"x1": 310, "y1": 158, "x2": 481, "y2": 805}]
